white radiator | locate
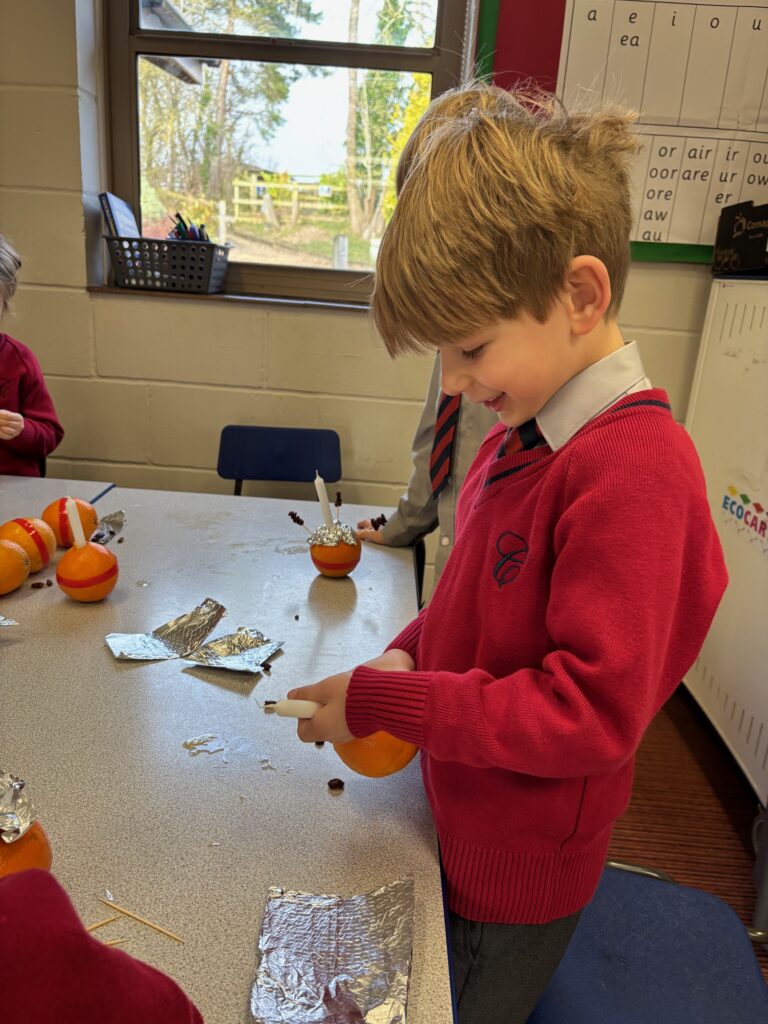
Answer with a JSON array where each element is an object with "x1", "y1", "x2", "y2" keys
[{"x1": 685, "y1": 277, "x2": 768, "y2": 805}]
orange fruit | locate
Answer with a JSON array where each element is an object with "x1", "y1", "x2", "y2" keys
[
  {"x1": 56, "y1": 542, "x2": 118, "y2": 602},
  {"x1": 0, "y1": 518, "x2": 56, "y2": 573},
  {"x1": 41, "y1": 497, "x2": 99, "y2": 548},
  {"x1": 0, "y1": 820, "x2": 53, "y2": 878},
  {"x1": 333, "y1": 732, "x2": 418, "y2": 778},
  {"x1": 0, "y1": 539, "x2": 31, "y2": 595},
  {"x1": 310, "y1": 539, "x2": 362, "y2": 578}
]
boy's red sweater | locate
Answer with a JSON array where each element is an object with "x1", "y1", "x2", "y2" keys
[
  {"x1": 0, "y1": 869, "x2": 203, "y2": 1022},
  {"x1": 0, "y1": 333, "x2": 64, "y2": 475},
  {"x1": 346, "y1": 390, "x2": 727, "y2": 924}
]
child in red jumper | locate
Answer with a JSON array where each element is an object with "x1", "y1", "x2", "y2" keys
[
  {"x1": 0, "y1": 234, "x2": 64, "y2": 475},
  {"x1": 0, "y1": 869, "x2": 202, "y2": 1023},
  {"x1": 288, "y1": 85, "x2": 728, "y2": 1024}
]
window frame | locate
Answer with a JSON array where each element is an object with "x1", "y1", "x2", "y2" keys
[{"x1": 104, "y1": 0, "x2": 474, "y2": 305}]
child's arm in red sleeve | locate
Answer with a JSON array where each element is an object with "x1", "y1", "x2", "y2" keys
[{"x1": 4, "y1": 348, "x2": 64, "y2": 457}]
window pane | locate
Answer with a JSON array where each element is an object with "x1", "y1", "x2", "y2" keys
[
  {"x1": 138, "y1": 55, "x2": 431, "y2": 271},
  {"x1": 140, "y1": 0, "x2": 439, "y2": 49}
]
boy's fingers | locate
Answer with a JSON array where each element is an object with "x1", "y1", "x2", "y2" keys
[
  {"x1": 296, "y1": 704, "x2": 332, "y2": 743},
  {"x1": 356, "y1": 518, "x2": 372, "y2": 530}
]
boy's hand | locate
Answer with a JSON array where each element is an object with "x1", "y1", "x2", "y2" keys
[
  {"x1": 356, "y1": 518, "x2": 387, "y2": 545},
  {"x1": 0, "y1": 410, "x2": 24, "y2": 440},
  {"x1": 288, "y1": 672, "x2": 354, "y2": 744},
  {"x1": 287, "y1": 649, "x2": 415, "y2": 745}
]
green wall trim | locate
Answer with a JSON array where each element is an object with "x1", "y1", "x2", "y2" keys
[{"x1": 630, "y1": 242, "x2": 713, "y2": 265}]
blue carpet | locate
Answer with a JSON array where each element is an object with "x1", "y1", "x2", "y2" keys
[{"x1": 528, "y1": 866, "x2": 768, "y2": 1024}]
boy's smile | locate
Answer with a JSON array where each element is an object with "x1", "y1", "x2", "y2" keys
[{"x1": 439, "y1": 303, "x2": 586, "y2": 429}]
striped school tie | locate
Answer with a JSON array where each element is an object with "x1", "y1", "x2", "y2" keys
[
  {"x1": 430, "y1": 392, "x2": 462, "y2": 497},
  {"x1": 497, "y1": 417, "x2": 543, "y2": 457}
]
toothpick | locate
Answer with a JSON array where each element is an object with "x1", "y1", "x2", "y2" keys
[
  {"x1": 86, "y1": 914, "x2": 120, "y2": 932},
  {"x1": 103, "y1": 937, "x2": 126, "y2": 947},
  {"x1": 98, "y1": 897, "x2": 185, "y2": 944}
]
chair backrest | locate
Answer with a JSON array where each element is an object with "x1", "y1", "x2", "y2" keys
[
  {"x1": 217, "y1": 425, "x2": 341, "y2": 495},
  {"x1": 527, "y1": 863, "x2": 768, "y2": 1024}
]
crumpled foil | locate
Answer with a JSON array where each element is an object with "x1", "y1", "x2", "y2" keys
[
  {"x1": 308, "y1": 522, "x2": 357, "y2": 547},
  {"x1": 0, "y1": 616, "x2": 16, "y2": 627},
  {"x1": 105, "y1": 597, "x2": 226, "y2": 660},
  {"x1": 185, "y1": 627, "x2": 284, "y2": 673},
  {"x1": 90, "y1": 510, "x2": 126, "y2": 545},
  {"x1": 0, "y1": 771, "x2": 36, "y2": 844},
  {"x1": 250, "y1": 877, "x2": 414, "y2": 1024}
]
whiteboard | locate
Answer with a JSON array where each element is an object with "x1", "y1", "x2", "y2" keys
[
  {"x1": 556, "y1": 0, "x2": 768, "y2": 246},
  {"x1": 685, "y1": 278, "x2": 768, "y2": 803}
]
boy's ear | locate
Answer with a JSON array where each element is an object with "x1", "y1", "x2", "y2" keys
[{"x1": 562, "y1": 256, "x2": 612, "y2": 335}]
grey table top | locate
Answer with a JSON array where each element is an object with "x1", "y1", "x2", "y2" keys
[
  {"x1": 0, "y1": 476, "x2": 114, "y2": 514},
  {"x1": 1, "y1": 487, "x2": 453, "y2": 1024}
]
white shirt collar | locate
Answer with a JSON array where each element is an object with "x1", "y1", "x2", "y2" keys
[{"x1": 536, "y1": 341, "x2": 651, "y2": 451}]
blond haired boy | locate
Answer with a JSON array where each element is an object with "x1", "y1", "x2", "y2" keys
[{"x1": 289, "y1": 84, "x2": 727, "y2": 1023}]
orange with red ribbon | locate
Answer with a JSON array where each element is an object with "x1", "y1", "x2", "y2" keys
[
  {"x1": 0, "y1": 517, "x2": 56, "y2": 573},
  {"x1": 56, "y1": 541, "x2": 119, "y2": 602}
]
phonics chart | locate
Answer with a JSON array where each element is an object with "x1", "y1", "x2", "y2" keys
[{"x1": 557, "y1": 0, "x2": 768, "y2": 245}]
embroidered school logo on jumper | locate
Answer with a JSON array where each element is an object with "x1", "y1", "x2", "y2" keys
[{"x1": 493, "y1": 532, "x2": 529, "y2": 587}]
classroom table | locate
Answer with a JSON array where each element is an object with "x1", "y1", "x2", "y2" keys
[
  {"x1": 0, "y1": 475, "x2": 114, "y2": 513},
  {"x1": 1, "y1": 487, "x2": 454, "y2": 1024}
]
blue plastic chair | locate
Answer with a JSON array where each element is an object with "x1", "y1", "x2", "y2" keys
[
  {"x1": 217, "y1": 425, "x2": 341, "y2": 495},
  {"x1": 527, "y1": 861, "x2": 768, "y2": 1024}
]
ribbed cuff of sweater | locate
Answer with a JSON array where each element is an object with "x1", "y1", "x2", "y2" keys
[
  {"x1": 346, "y1": 666, "x2": 430, "y2": 744},
  {"x1": 6, "y1": 419, "x2": 38, "y2": 454}
]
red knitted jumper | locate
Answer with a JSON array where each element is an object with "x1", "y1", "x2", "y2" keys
[
  {"x1": 0, "y1": 333, "x2": 64, "y2": 475},
  {"x1": 0, "y1": 869, "x2": 202, "y2": 1022},
  {"x1": 346, "y1": 390, "x2": 727, "y2": 924}
]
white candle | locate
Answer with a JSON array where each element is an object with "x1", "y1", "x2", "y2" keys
[
  {"x1": 263, "y1": 699, "x2": 320, "y2": 719},
  {"x1": 314, "y1": 470, "x2": 333, "y2": 528},
  {"x1": 65, "y1": 497, "x2": 87, "y2": 549}
]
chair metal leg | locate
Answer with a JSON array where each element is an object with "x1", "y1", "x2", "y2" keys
[
  {"x1": 606, "y1": 858, "x2": 675, "y2": 884},
  {"x1": 413, "y1": 538, "x2": 426, "y2": 609},
  {"x1": 750, "y1": 808, "x2": 768, "y2": 947}
]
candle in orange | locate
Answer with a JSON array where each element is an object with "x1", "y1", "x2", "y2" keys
[
  {"x1": 42, "y1": 496, "x2": 99, "y2": 548},
  {"x1": 264, "y1": 699, "x2": 417, "y2": 778},
  {"x1": 56, "y1": 499, "x2": 118, "y2": 602}
]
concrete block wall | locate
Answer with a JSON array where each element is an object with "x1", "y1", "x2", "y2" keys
[{"x1": 0, "y1": 0, "x2": 714, "y2": 598}]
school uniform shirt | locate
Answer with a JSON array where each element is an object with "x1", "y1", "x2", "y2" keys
[
  {"x1": 379, "y1": 353, "x2": 497, "y2": 584},
  {"x1": 346, "y1": 343, "x2": 728, "y2": 925},
  {"x1": 0, "y1": 869, "x2": 203, "y2": 1023},
  {"x1": 0, "y1": 333, "x2": 64, "y2": 475}
]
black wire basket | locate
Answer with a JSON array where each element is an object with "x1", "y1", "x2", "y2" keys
[{"x1": 105, "y1": 236, "x2": 231, "y2": 293}]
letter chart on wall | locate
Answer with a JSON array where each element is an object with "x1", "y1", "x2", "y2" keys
[{"x1": 557, "y1": 0, "x2": 768, "y2": 245}]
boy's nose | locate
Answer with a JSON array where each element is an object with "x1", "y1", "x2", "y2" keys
[{"x1": 440, "y1": 350, "x2": 472, "y2": 396}]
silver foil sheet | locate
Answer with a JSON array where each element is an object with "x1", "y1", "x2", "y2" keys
[
  {"x1": 308, "y1": 522, "x2": 357, "y2": 547},
  {"x1": 185, "y1": 627, "x2": 284, "y2": 673},
  {"x1": 90, "y1": 509, "x2": 126, "y2": 545},
  {"x1": 0, "y1": 616, "x2": 16, "y2": 627},
  {"x1": 105, "y1": 597, "x2": 226, "y2": 660},
  {"x1": 250, "y1": 877, "x2": 414, "y2": 1024},
  {"x1": 0, "y1": 771, "x2": 36, "y2": 844}
]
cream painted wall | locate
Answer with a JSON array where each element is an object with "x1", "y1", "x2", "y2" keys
[{"x1": 0, "y1": 0, "x2": 713, "y2": 594}]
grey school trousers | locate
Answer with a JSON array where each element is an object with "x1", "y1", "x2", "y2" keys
[{"x1": 448, "y1": 908, "x2": 582, "y2": 1024}]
